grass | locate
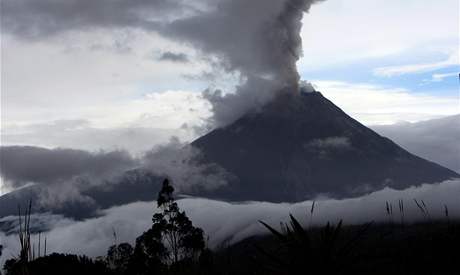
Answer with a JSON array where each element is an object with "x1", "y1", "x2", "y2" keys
[
  {"x1": 252, "y1": 200, "x2": 459, "y2": 275},
  {"x1": 4, "y1": 201, "x2": 48, "y2": 275}
]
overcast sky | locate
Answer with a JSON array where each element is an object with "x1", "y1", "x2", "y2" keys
[{"x1": 1, "y1": 0, "x2": 459, "y2": 152}]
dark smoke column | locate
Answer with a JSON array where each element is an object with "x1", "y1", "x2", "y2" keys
[
  {"x1": 163, "y1": 0, "x2": 324, "y2": 127},
  {"x1": 263, "y1": 0, "x2": 322, "y2": 91}
]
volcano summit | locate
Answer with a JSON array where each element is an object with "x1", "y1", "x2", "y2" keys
[{"x1": 192, "y1": 91, "x2": 459, "y2": 202}]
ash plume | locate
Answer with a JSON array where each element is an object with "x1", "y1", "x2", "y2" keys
[
  {"x1": 2, "y1": 0, "x2": 325, "y2": 127},
  {"x1": 162, "y1": 0, "x2": 324, "y2": 126}
]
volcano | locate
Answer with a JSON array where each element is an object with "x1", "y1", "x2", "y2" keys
[
  {"x1": 191, "y1": 91, "x2": 459, "y2": 202},
  {"x1": 0, "y1": 91, "x2": 458, "y2": 220}
]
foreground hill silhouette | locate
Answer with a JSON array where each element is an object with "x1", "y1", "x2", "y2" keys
[{"x1": 192, "y1": 91, "x2": 459, "y2": 201}]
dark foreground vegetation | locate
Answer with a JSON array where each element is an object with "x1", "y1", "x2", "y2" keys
[{"x1": 2, "y1": 180, "x2": 459, "y2": 275}]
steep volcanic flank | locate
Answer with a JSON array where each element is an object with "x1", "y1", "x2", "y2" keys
[
  {"x1": 0, "y1": 92, "x2": 458, "y2": 220},
  {"x1": 191, "y1": 91, "x2": 459, "y2": 202}
]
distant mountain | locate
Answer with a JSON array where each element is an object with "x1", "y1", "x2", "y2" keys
[
  {"x1": 372, "y1": 115, "x2": 460, "y2": 173},
  {"x1": 191, "y1": 91, "x2": 459, "y2": 202}
]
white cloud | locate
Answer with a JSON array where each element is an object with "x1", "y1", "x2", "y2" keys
[
  {"x1": 314, "y1": 80, "x2": 460, "y2": 125},
  {"x1": 1, "y1": 31, "x2": 209, "y2": 128},
  {"x1": 1, "y1": 90, "x2": 212, "y2": 153},
  {"x1": 1, "y1": 122, "x2": 182, "y2": 155},
  {"x1": 373, "y1": 53, "x2": 458, "y2": 77},
  {"x1": 299, "y1": 0, "x2": 458, "y2": 70},
  {"x1": 424, "y1": 72, "x2": 459, "y2": 83},
  {"x1": 126, "y1": 90, "x2": 211, "y2": 129},
  {"x1": 0, "y1": 177, "x2": 15, "y2": 196},
  {"x1": 1, "y1": 178, "x2": 460, "y2": 267},
  {"x1": 4, "y1": 79, "x2": 458, "y2": 152}
]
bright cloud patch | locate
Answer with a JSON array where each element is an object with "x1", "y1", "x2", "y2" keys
[
  {"x1": 1, "y1": 90, "x2": 211, "y2": 154},
  {"x1": 424, "y1": 72, "x2": 459, "y2": 83},
  {"x1": 373, "y1": 53, "x2": 458, "y2": 77},
  {"x1": 315, "y1": 81, "x2": 459, "y2": 125}
]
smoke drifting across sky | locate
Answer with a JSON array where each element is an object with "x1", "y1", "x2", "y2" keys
[{"x1": 2, "y1": 0, "x2": 324, "y2": 127}]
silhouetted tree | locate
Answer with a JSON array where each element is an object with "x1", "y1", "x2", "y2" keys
[
  {"x1": 131, "y1": 179, "x2": 206, "y2": 273},
  {"x1": 106, "y1": 243, "x2": 133, "y2": 274}
]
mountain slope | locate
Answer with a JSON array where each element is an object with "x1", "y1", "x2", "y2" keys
[{"x1": 192, "y1": 92, "x2": 459, "y2": 202}]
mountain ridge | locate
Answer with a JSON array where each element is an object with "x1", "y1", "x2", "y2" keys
[{"x1": 191, "y1": 91, "x2": 459, "y2": 201}]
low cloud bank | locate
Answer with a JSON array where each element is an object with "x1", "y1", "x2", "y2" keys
[
  {"x1": 0, "y1": 142, "x2": 230, "y2": 209},
  {"x1": 1, "y1": 179, "x2": 459, "y2": 266},
  {"x1": 0, "y1": 146, "x2": 138, "y2": 206},
  {"x1": 372, "y1": 114, "x2": 460, "y2": 173},
  {"x1": 0, "y1": 146, "x2": 137, "y2": 188}
]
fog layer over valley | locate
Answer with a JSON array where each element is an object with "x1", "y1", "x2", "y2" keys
[{"x1": 1, "y1": 178, "x2": 459, "y2": 267}]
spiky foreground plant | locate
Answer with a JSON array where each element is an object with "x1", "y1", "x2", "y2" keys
[
  {"x1": 4, "y1": 201, "x2": 48, "y2": 275},
  {"x1": 258, "y1": 215, "x2": 371, "y2": 275}
]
